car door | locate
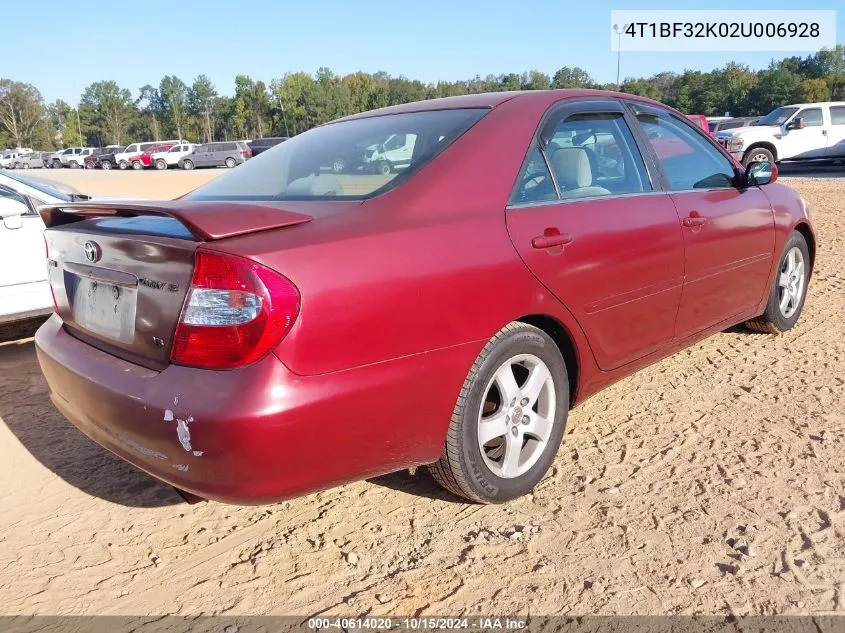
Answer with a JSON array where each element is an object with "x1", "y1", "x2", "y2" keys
[
  {"x1": 779, "y1": 107, "x2": 828, "y2": 159},
  {"x1": 629, "y1": 102, "x2": 775, "y2": 338},
  {"x1": 0, "y1": 187, "x2": 47, "y2": 290},
  {"x1": 199, "y1": 143, "x2": 216, "y2": 166},
  {"x1": 506, "y1": 99, "x2": 685, "y2": 371},
  {"x1": 825, "y1": 105, "x2": 845, "y2": 157}
]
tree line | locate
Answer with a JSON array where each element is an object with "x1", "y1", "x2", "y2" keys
[{"x1": 1, "y1": 45, "x2": 843, "y2": 150}]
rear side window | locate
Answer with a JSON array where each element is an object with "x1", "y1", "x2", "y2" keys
[
  {"x1": 635, "y1": 109, "x2": 735, "y2": 190},
  {"x1": 829, "y1": 106, "x2": 845, "y2": 125},
  {"x1": 222, "y1": 142, "x2": 236, "y2": 151},
  {"x1": 187, "y1": 108, "x2": 488, "y2": 201}
]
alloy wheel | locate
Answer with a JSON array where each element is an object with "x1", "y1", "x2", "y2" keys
[
  {"x1": 477, "y1": 354, "x2": 556, "y2": 479},
  {"x1": 778, "y1": 246, "x2": 805, "y2": 318}
]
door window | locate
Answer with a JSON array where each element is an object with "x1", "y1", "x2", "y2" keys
[
  {"x1": 635, "y1": 109, "x2": 736, "y2": 191},
  {"x1": 511, "y1": 146, "x2": 557, "y2": 204},
  {"x1": 831, "y1": 106, "x2": 845, "y2": 126},
  {"x1": 798, "y1": 108, "x2": 823, "y2": 127}
]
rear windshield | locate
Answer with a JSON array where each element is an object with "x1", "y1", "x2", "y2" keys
[{"x1": 187, "y1": 108, "x2": 488, "y2": 201}]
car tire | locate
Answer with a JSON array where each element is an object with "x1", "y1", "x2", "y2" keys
[
  {"x1": 70, "y1": 160, "x2": 80, "y2": 169},
  {"x1": 22, "y1": 163, "x2": 29, "y2": 169},
  {"x1": 745, "y1": 231, "x2": 810, "y2": 334},
  {"x1": 119, "y1": 160, "x2": 128, "y2": 170},
  {"x1": 331, "y1": 158, "x2": 346, "y2": 173},
  {"x1": 182, "y1": 160, "x2": 194, "y2": 170},
  {"x1": 377, "y1": 161, "x2": 392, "y2": 176},
  {"x1": 101, "y1": 160, "x2": 112, "y2": 170},
  {"x1": 429, "y1": 322, "x2": 569, "y2": 503},
  {"x1": 52, "y1": 160, "x2": 62, "y2": 169},
  {"x1": 742, "y1": 147, "x2": 775, "y2": 168},
  {"x1": 225, "y1": 157, "x2": 236, "y2": 168},
  {"x1": 155, "y1": 159, "x2": 167, "y2": 170}
]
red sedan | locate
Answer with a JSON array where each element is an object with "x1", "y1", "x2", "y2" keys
[{"x1": 35, "y1": 90, "x2": 815, "y2": 505}]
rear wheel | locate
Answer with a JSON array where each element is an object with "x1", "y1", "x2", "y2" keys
[
  {"x1": 22, "y1": 163, "x2": 29, "y2": 169},
  {"x1": 70, "y1": 160, "x2": 79, "y2": 169},
  {"x1": 225, "y1": 157, "x2": 236, "y2": 168},
  {"x1": 181, "y1": 159, "x2": 194, "y2": 170},
  {"x1": 52, "y1": 160, "x2": 62, "y2": 169},
  {"x1": 746, "y1": 231, "x2": 810, "y2": 333},
  {"x1": 155, "y1": 158, "x2": 167, "y2": 170},
  {"x1": 742, "y1": 147, "x2": 774, "y2": 168},
  {"x1": 101, "y1": 160, "x2": 112, "y2": 170},
  {"x1": 119, "y1": 160, "x2": 128, "y2": 170},
  {"x1": 132, "y1": 160, "x2": 143, "y2": 170},
  {"x1": 429, "y1": 322, "x2": 569, "y2": 503},
  {"x1": 377, "y1": 160, "x2": 391, "y2": 176}
]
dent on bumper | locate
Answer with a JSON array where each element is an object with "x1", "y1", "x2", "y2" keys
[{"x1": 34, "y1": 315, "x2": 479, "y2": 504}]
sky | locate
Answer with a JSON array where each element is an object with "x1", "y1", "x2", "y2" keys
[{"x1": 6, "y1": 0, "x2": 844, "y2": 103}]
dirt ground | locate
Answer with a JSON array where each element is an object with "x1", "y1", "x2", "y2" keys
[{"x1": 1, "y1": 171, "x2": 844, "y2": 616}]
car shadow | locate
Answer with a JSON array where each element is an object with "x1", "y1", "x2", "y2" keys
[
  {"x1": 367, "y1": 467, "x2": 468, "y2": 503},
  {"x1": 0, "y1": 333, "x2": 181, "y2": 507}
]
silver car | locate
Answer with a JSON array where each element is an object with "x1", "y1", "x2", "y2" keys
[
  {"x1": 178, "y1": 141, "x2": 252, "y2": 169},
  {"x1": 13, "y1": 152, "x2": 51, "y2": 169}
]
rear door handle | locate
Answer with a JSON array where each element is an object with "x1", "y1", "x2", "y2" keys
[
  {"x1": 682, "y1": 216, "x2": 707, "y2": 227},
  {"x1": 532, "y1": 233, "x2": 573, "y2": 249}
]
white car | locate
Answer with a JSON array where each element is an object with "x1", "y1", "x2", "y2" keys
[
  {"x1": 50, "y1": 147, "x2": 87, "y2": 169},
  {"x1": 0, "y1": 152, "x2": 21, "y2": 168},
  {"x1": 0, "y1": 172, "x2": 94, "y2": 324},
  {"x1": 150, "y1": 143, "x2": 195, "y2": 170},
  {"x1": 717, "y1": 101, "x2": 845, "y2": 167},
  {"x1": 114, "y1": 140, "x2": 184, "y2": 169},
  {"x1": 363, "y1": 133, "x2": 417, "y2": 174}
]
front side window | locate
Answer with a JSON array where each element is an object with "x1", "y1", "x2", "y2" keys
[
  {"x1": 636, "y1": 110, "x2": 736, "y2": 191},
  {"x1": 798, "y1": 108, "x2": 823, "y2": 127},
  {"x1": 546, "y1": 112, "x2": 650, "y2": 199},
  {"x1": 187, "y1": 108, "x2": 488, "y2": 201},
  {"x1": 125, "y1": 145, "x2": 137, "y2": 153}
]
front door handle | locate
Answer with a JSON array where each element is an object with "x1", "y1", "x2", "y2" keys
[
  {"x1": 682, "y1": 214, "x2": 707, "y2": 228},
  {"x1": 532, "y1": 232, "x2": 573, "y2": 249}
]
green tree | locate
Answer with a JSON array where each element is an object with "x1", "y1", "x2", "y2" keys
[
  {"x1": 0, "y1": 80, "x2": 44, "y2": 147},
  {"x1": 551, "y1": 67, "x2": 593, "y2": 89},
  {"x1": 800, "y1": 78, "x2": 831, "y2": 102},
  {"x1": 159, "y1": 75, "x2": 189, "y2": 140},
  {"x1": 620, "y1": 79, "x2": 661, "y2": 99},
  {"x1": 189, "y1": 75, "x2": 217, "y2": 143},
  {"x1": 80, "y1": 80, "x2": 134, "y2": 145},
  {"x1": 748, "y1": 67, "x2": 802, "y2": 114},
  {"x1": 137, "y1": 84, "x2": 162, "y2": 141},
  {"x1": 520, "y1": 71, "x2": 550, "y2": 91}
]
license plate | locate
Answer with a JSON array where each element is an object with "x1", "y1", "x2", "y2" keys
[{"x1": 73, "y1": 278, "x2": 137, "y2": 343}]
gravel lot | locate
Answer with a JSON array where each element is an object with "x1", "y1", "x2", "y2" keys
[{"x1": 1, "y1": 171, "x2": 843, "y2": 616}]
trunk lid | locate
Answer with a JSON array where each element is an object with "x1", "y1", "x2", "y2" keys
[{"x1": 41, "y1": 201, "x2": 312, "y2": 369}]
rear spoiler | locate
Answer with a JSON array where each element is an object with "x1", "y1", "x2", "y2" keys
[{"x1": 38, "y1": 200, "x2": 312, "y2": 241}]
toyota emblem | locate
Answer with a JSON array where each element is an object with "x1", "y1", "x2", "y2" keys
[{"x1": 83, "y1": 241, "x2": 101, "y2": 263}]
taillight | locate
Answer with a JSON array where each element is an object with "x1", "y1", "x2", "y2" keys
[
  {"x1": 170, "y1": 251, "x2": 299, "y2": 370},
  {"x1": 241, "y1": 148, "x2": 252, "y2": 156},
  {"x1": 44, "y1": 236, "x2": 58, "y2": 312}
]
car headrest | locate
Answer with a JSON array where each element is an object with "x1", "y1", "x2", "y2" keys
[{"x1": 550, "y1": 146, "x2": 593, "y2": 189}]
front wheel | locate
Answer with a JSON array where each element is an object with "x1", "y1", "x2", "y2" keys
[
  {"x1": 132, "y1": 160, "x2": 143, "y2": 170},
  {"x1": 181, "y1": 159, "x2": 194, "y2": 170},
  {"x1": 101, "y1": 160, "x2": 112, "y2": 170},
  {"x1": 429, "y1": 322, "x2": 569, "y2": 503},
  {"x1": 155, "y1": 159, "x2": 167, "y2": 170},
  {"x1": 743, "y1": 147, "x2": 774, "y2": 168},
  {"x1": 746, "y1": 231, "x2": 810, "y2": 333},
  {"x1": 118, "y1": 160, "x2": 128, "y2": 170}
]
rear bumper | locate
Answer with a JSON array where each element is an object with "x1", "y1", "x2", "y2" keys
[
  {"x1": 35, "y1": 315, "x2": 478, "y2": 504},
  {"x1": 0, "y1": 281, "x2": 53, "y2": 324}
]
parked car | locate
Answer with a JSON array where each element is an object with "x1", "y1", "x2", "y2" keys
[
  {"x1": 717, "y1": 101, "x2": 845, "y2": 166},
  {"x1": 0, "y1": 152, "x2": 21, "y2": 168},
  {"x1": 362, "y1": 132, "x2": 417, "y2": 174},
  {"x1": 150, "y1": 143, "x2": 195, "y2": 170},
  {"x1": 127, "y1": 144, "x2": 175, "y2": 170},
  {"x1": 0, "y1": 171, "x2": 94, "y2": 325},
  {"x1": 247, "y1": 136, "x2": 288, "y2": 156},
  {"x1": 709, "y1": 116, "x2": 759, "y2": 134},
  {"x1": 93, "y1": 146, "x2": 126, "y2": 170},
  {"x1": 13, "y1": 152, "x2": 52, "y2": 169},
  {"x1": 684, "y1": 114, "x2": 712, "y2": 136},
  {"x1": 50, "y1": 147, "x2": 86, "y2": 169},
  {"x1": 84, "y1": 146, "x2": 123, "y2": 169},
  {"x1": 113, "y1": 141, "x2": 182, "y2": 170},
  {"x1": 34, "y1": 90, "x2": 815, "y2": 505},
  {"x1": 178, "y1": 141, "x2": 252, "y2": 169}
]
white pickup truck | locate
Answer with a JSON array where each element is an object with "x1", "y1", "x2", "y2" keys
[{"x1": 717, "y1": 101, "x2": 845, "y2": 167}]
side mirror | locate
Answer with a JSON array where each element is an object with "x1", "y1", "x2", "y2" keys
[
  {"x1": 746, "y1": 161, "x2": 778, "y2": 187},
  {"x1": 787, "y1": 117, "x2": 804, "y2": 130},
  {"x1": 0, "y1": 197, "x2": 29, "y2": 230}
]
